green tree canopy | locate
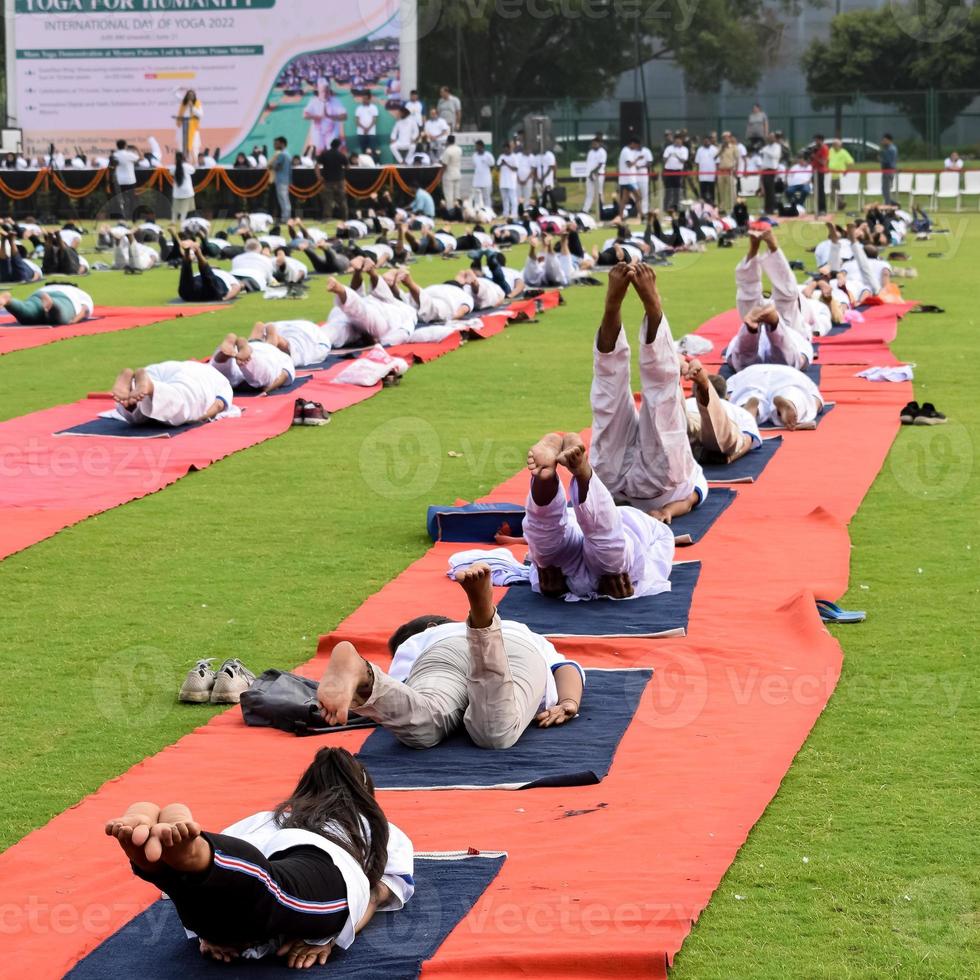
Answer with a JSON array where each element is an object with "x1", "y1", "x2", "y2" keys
[
  {"x1": 804, "y1": 2, "x2": 980, "y2": 137},
  {"x1": 418, "y1": 0, "x2": 798, "y2": 123}
]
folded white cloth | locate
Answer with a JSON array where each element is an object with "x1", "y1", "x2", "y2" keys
[
  {"x1": 332, "y1": 344, "x2": 409, "y2": 386},
  {"x1": 856, "y1": 364, "x2": 915, "y2": 382},
  {"x1": 447, "y1": 547, "x2": 531, "y2": 586},
  {"x1": 676, "y1": 334, "x2": 714, "y2": 356}
]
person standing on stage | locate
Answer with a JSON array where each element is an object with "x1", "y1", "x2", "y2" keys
[
  {"x1": 112, "y1": 139, "x2": 141, "y2": 220},
  {"x1": 176, "y1": 90, "x2": 203, "y2": 158},
  {"x1": 304, "y1": 78, "x2": 348, "y2": 154}
]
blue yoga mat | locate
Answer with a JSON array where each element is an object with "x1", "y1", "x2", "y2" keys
[
  {"x1": 235, "y1": 375, "x2": 311, "y2": 398},
  {"x1": 720, "y1": 362, "x2": 822, "y2": 385},
  {"x1": 356, "y1": 668, "x2": 651, "y2": 790},
  {"x1": 668, "y1": 487, "x2": 736, "y2": 544},
  {"x1": 56, "y1": 415, "x2": 207, "y2": 439},
  {"x1": 426, "y1": 502, "x2": 526, "y2": 542},
  {"x1": 759, "y1": 402, "x2": 835, "y2": 430},
  {"x1": 67, "y1": 853, "x2": 506, "y2": 980},
  {"x1": 496, "y1": 563, "x2": 699, "y2": 638},
  {"x1": 702, "y1": 435, "x2": 781, "y2": 484}
]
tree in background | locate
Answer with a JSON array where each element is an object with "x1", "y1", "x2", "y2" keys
[
  {"x1": 804, "y1": 2, "x2": 980, "y2": 140},
  {"x1": 418, "y1": 0, "x2": 800, "y2": 134}
]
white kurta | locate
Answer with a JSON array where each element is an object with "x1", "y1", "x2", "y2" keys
[
  {"x1": 210, "y1": 340, "x2": 296, "y2": 390},
  {"x1": 324, "y1": 280, "x2": 417, "y2": 348},
  {"x1": 272, "y1": 319, "x2": 331, "y2": 367},
  {"x1": 415, "y1": 283, "x2": 473, "y2": 323},
  {"x1": 119, "y1": 360, "x2": 234, "y2": 426},
  {"x1": 523, "y1": 473, "x2": 675, "y2": 601},
  {"x1": 727, "y1": 363, "x2": 824, "y2": 426}
]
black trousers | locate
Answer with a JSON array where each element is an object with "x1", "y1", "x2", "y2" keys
[
  {"x1": 762, "y1": 174, "x2": 778, "y2": 214},
  {"x1": 178, "y1": 258, "x2": 228, "y2": 301},
  {"x1": 699, "y1": 181, "x2": 716, "y2": 205},
  {"x1": 134, "y1": 831, "x2": 349, "y2": 949}
]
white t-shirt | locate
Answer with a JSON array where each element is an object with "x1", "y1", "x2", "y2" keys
[
  {"x1": 539, "y1": 150, "x2": 557, "y2": 188},
  {"x1": 59, "y1": 228, "x2": 82, "y2": 248},
  {"x1": 663, "y1": 144, "x2": 689, "y2": 171},
  {"x1": 355, "y1": 103, "x2": 380, "y2": 135},
  {"x1": 390, "y1": 620, "x2": 584, "y2": 711},
  {"x1": 944, "y1": 157, "x2": 964, "y2": 170},
  {"x1": 277, "y1": 254, "x2": 307, "y2": 283},
  {"x1": 471, "y1": 150, "x2": 495, "y2": 188},
  {"x1": 218, "y1": 812, "x2": 414, "y2": 952},
  {"x1": 586, "y1": 146, "x2": 607, "y2": 177},
  {"x1": 404, "y1": 98, "x2": 424, "y2": 126},
  {"x1": 787, "y1": 163, "x2": 812, "y2": 186},
  {"x1": 273, "y1": 319, "x2": 330, "y2": 366},
  {"x1": 416, "y1": 283, "x2": 474, "y2": 322},
  {"x1": 182, "y1": 216, "x2": 210, "y2": 234},
  {"x1": 695, "y1": 145, "x2": 718, "y2": 181},
  {"x1": 497, "y1": 153, "x2": 518, "y2": 190},
  {"x1": 484, "y1": 263, "x2": 522, "y2": 291},
  {"x1": 172, "y1": 163, "x2": 196, "y2": 199},
  {"x1": 516, "y1": 153, "x2": 534, "y2": 184},
  {"x1": 231, "y1": 250, "x2": 276, "y2": 288},
  {"x1": 391, "y1": 117, "x2": 419, "y2": 147},
  {"x1": 247, "y1": 212, "x2": 274, "y2": 233},
  {"x1": 211, "y1": 268, "x2": 239, "y2": 292},
  {"x1": 686, "y1": 395, "x2": 761, "y2": 446},
  {"x1": 113, "y1": 148, "x2": 139, "y2": 186},
  {"x1": 46, "y1": 284, "x2": 93, "y2": 316},
  {"x1": 761, "y1": 143, "x2": 782, "y2": 171},
  {"x1": 423, "y1": 117, "x2": 450, "y2": 142},
  {"x1": 442, "y1": 144, "x2": 462, "y2": 179},
  {"x1": 618, "y1": 146, "x2": 640, "y2": 186}
]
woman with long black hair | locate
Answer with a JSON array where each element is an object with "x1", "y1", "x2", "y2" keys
[
  {"x1": 171, "y1": 152, "x2": 196, "y2": 223},
  {"x1": 105, "y1": 747, "x2": 413, "y2": 969}
]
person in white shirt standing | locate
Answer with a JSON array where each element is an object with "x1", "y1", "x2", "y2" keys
[
  {"x1": 404, "y1": 90, "x2": 424, "y2": 129},
  {"x1": 635, "y1": 142, "x2": 655, "y2": 217},
  {"x1": 317, "y1": 562, "x2": 586, "y2": 749},
  {"x1": 516, "y1": 146, "x2": 535, "y2": 208},
  {"x1": 617, "y1": 134, "x2": 642, "y2": 220},
  {"x1": 112, "y1": 138, "x2": 141, "y2": 219},
  {"x1": 496, "y1": 141, "x2": 519, "y2": 218},
  {"x1": 662, "y1": 134, "x2": 689, "y2": 212},
  {"x1": 354, "y1": 92, "x2": 380, "y2": 157},
  {"x1": 441, "y1": 134, "x2": 463, "y2": 210},
  {"x1": 389, "y1": 106, "x2": 419, "y2": 164},
  {"x1": 760, "y1": 133, "x2": 783, "y2": 214},
  {"x1": 538, "y1": 144, "x2": 558, "y2": 210},
  {"x1": 422, "y1": 108, "x2": 451, "y2": 161},
  {"x1": 583, "y1": 135, "x2": 607, "y2": 217},
  {"x1": 470, "y1": 139, "x2": 495, "y2": 210},
  {"x1": 171, "y1": 152, "x2": 196, "y2": 222},
  {"x1": 694, "y1": 136, "x2": 718, "y2": 205}
]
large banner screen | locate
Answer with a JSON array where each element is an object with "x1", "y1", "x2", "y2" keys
[{"x1": 9, "y1": 0, "x2": 407, "y2": 162}]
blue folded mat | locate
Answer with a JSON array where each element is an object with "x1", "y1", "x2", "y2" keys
[
  {"x1": 720, "y1": 362, "x2": 822, "y2": 385},
  {"x1": 496, "y1": 563, "x2": 699, "y2": 638},
  {"x1": 702, "y1": 435, "x2": 781, "y2": 483},
  {"x1": 356, "y1": 668, "x2": 651, "y2": 790},
  {"x1": 56, "y1": 416, "x2": 207, "y2": 439},
  {"x1": 67, "y1": 853, "x2": 506, "y2": 980},
  {"x1": 235, "y1": 375, "x2": 312, "y2": 398},
  {"x1": 426, "y1": 502, "x2": 526, "y2": 542}
]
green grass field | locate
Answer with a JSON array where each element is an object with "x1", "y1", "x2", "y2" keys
[{"x1": 0, "y1": 213, "x2": 976, "y2": 976}]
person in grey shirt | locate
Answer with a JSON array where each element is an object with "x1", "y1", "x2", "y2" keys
[
  {"x1": 437, "y1": 85, "x2": 462, "y2": 131},
  {"x1": 268, "y1": 135, "x2": 292, "y2": 221},
  {"x1": 745, "y1": 103, "x2": 769, "y2": 149}
]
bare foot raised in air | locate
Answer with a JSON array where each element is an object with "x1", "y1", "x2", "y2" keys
[
  {"x1": 112, "y1": 368, "x2": 136, "y2": 406},
  {"x1": 455, "y1": 562, "x2": 495, "y2": 629},
  {"x1": 131, "y1": 368, "x2": 154, "y2": 403},
  {"x1": 218, "y1": 333, "x2": 238, "y2": 359},
  {"x1": 557, "y1": 433, "x2": 592, "y2": 482},
  {"x1": 234, "y1": 338, "x2": 253, "y2": 365},
  {"x1": 686, "y1": 358, "x2": 713, "y2": 405},
  {"x1": 317, "y1": 642, "x2": 373, "y2": 727},
  {"x1": 325, "y1": 277, "x2": 346, "y2": 299},
  {"x1": 631, "y1": 262, "x2": 663, "y2": 335},
  {"x1": 105, "y1": 801, "x2": 160, "y2": 870},
  {"x1": 527, "y1": 432, "x2": 563, "y2": 481},
  {"x1": 773, "y1": 395, "x2": 799, "y2": 430}
]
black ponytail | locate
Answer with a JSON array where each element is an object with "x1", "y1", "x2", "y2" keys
[
  {"x1": 175, "y1": 152, "x2": 186, "y2": 190},
  {"x1": 273, "y1": 747, "x2": 389, "y2": 890}
]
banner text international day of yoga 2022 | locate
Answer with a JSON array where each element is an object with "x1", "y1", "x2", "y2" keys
[{"x1": 7, "y1": 0, "x2": 414, "y2": 163}]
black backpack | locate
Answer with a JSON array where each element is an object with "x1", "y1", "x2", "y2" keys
[{"x1": 240, "y1": 669, "x2": 376, "y2": 737}]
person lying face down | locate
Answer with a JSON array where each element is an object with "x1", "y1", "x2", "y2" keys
[
  {"x1": 317, "y1": 562, "x2": 586, "y2": 750},
  {"x1": 111, "y1": 360, "x2": 235, "y2": 426},
  {"x1": 209, "y1": 331, "x2": 296, "y2": 395},
  {"x1": 726, "y1": 362, "x2": 824, "y2": 431},
  {"x1": 523, "y1": 430, "x2": 676, "y2": 601},
  {"x1": 252, "y1": 319, "x2": 332, "y2": 367},
  {"x1": 105, "y1": 747, "x2": 414, "y2": 967},
  {"x1": 590, "y1": 261, "x2": 707, "y2": 524},
  {"x1": 682, "y1": 358, "x2": 761, "y2": 465},
  {"x1": 0, "y1": 282, "x2": 93, "y2": 325},
  {"x1": 383, "y1": 267, "x2": 474, "y2": 322}
]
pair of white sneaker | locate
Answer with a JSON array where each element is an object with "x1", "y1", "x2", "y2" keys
[{"x1": 178, "y1": 658, "x2": 255, "y2": 704}]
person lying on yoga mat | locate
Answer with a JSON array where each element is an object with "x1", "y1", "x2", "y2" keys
[
  {"x1": 253, "y1": 319, "x2": 331, "y2": 368},
  {"x1": 105, "y1": 747, "x2": 414, "y2": 968},
  {"x1": 209, "y1": 332, "x2": 296, "y2": 395},
  {"x1": 317, "y1": 563, "x2": 586, "y2": 749},
  {"x1": 591, "y1": 262, "x2": 707, "y2": 523},
  {"x1": 523, "y1": 430, "x2": 675, "y2": 600},
  {"x1": 0, "y1": 283, "x2": 93, "y2": 326},
  {"x1": 384, "y1": 268, "x2": 475, "y2": 323},
  {"x1": 726, "y1": 227, "x2": 813, "y2": 373},
  {"x1": 322, "y1": 257, "x2": 417, "y2": 348},
  {"x1": 111, "y1": 360, "x2": 236, "y2": 426},
  {"x1": 0, "y1": 232, "x2": 41, "y2": 283},
  {"x1": 457, "y1": 267, "x2": 506, "y2": 311},
  {"x1": 177, "y1": 241, "x2": 243, "y2": 303},
  {"x1": 726, "y1": 363, "x2": 824, "y2": 430},
  {"x1": 473, "y1": 250, "x2": 525, "y2": 300},
  {"x1": 683, "y1": 358, "x2": 762, "y2": 464},
  {"x1": 799, "y1": 277, "x2": 847, "y2": 336}
]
